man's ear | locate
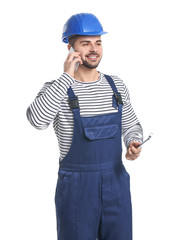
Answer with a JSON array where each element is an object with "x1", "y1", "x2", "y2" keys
[{"x1": 67, "y1": 44, "x2": 72, "y2": 51}]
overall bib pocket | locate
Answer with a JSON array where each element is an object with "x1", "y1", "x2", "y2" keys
[{"x1": 84, "y1": 124, "x2": 119, "y2": 162}]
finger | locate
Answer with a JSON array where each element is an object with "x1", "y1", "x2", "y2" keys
[
  {"x1": 127, "y1": 148, "x2": 133, "y2": 156},
  {"x1": 126, "y1": 150, "x2": 134, "y2": 160},
  {"x1": 126, "y1": 148, "x2": 141, "y2": 160},
  {"x1": 129, "y1": 141, "x2": 141, "y2": 149},
  {"x1": 132, "y1": 141, "x2": 141, "y2": 148},
  {"x1": 66, "y1": 52, "x2": 81, "y2": 62},
  {"x1": 126, "y1": 152, "x2": 139, "y2": 160},
  {"x1": 131, "y1": 146, "x2": 141, "y2": 154},
  {"x1": 72, "y1": 56, "x2": 83, "y2": 65},
  {"x1": 125, "y1": 153, "x2": 137, "y2": 161},
  {"x1": 64, "y1": 55, "x2": 83, "y2": 77},
  {"x1": 65, "y1": 55, "x2": 82, "y2": 68}
]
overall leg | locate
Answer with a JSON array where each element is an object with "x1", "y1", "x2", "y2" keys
[
  {"x1": 55, "y1": 169, "x2": 101, "y2": 240},
  {"x1": 76, "y1": 171, "x2": 101, "y2": 240},
  {"x1": 98, "y1": 166, "x2": 132, "y2": 240},
  {"x1": 55, "y1": 169, "x2": 80, "y2": 240}
]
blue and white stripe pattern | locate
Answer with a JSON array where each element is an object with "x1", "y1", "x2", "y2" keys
[{"x1": 27, "y1": 72, "x2": 143, "y2": 161}]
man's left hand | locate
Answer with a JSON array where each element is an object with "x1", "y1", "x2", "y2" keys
[{"x1": 125, "y1": 141, "x2": 142, "y2": 160}]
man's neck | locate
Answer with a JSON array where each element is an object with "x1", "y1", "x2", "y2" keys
[{"x1": 74, "y1": 67, "x2": 99, "y2": 83}]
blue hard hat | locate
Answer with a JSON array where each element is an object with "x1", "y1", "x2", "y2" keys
[{"x1": 62, "y1": 13, "x2": 107, "y2": 43}]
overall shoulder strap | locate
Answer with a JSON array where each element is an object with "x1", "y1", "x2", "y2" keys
[
  {"x1": 67, "y1": 86, "x2": 80, "y2": 117},
  {"x1": 104, "y1": 74, "x2": 123, "y2": 111}
]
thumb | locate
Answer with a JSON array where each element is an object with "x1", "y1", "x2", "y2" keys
[{"x1": 129, "y1": 141, "x2": 141, "y2": 149}]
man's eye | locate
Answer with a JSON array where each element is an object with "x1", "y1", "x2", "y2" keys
[{"x1": 83, "y1": 44, "x2": 88, "y2": 46}]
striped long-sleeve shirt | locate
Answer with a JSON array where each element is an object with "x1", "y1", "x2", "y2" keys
[{"x1": 27, "y1": 72, "x2": 143, "y2": 161}]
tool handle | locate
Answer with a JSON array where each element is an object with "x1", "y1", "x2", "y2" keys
[{"x1": 137, "y1": 133, "x2": 153, "y2": 148}]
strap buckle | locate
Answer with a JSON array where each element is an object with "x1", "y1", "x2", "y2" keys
[
  {"x1": 114, "y1": 92, "x2": 123, "y2": 106},
  {"x1": 69, "y1": 97, "x2": 79, "y2": 109}
]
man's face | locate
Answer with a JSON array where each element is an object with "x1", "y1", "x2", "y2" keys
[{"x1": 73, "y1": 36, "x2": 103, "y2": 69}]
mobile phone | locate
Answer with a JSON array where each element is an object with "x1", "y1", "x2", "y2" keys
[{"x1": 69, "y1": 47, "x2": 79, "y2": 71}]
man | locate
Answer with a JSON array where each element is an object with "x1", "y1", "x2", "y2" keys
[{"x1": 27, "y1": 13, "x2": 143, "y2": 240}]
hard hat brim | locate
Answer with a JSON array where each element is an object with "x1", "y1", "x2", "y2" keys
[{"x1": 63, "y1": 31, "x2": 108, "y2": 43}]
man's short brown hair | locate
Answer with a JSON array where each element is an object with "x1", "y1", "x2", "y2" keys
[{"x1": 68, "y1": 35, "x2": 80, "y2": 47}]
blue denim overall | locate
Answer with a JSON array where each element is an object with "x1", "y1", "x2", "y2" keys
[{"x1": 55, "y1": 75, "x2": 132, "y2": 240}]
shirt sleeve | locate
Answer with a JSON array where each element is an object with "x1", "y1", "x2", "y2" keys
[
  {"x1": 121, "y1": 81, "x2": 143, "y2": 148},
  {"x1": 26, "y1": 73, "x2": 75, "y2": 130}
]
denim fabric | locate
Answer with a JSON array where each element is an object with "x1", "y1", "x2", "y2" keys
[{"x1": 55, "y1": 75, "x2": 132, "y2": 240}]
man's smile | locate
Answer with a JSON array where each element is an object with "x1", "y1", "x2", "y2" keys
[{"x1": 86, "y1": 54, "x2": 99, "y2": 61}]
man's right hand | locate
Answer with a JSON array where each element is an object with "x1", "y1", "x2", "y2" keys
[
  {"x1": 125, "y1": 141, "x2": 142, "y2": 160},
  {"x1": 64, "y1": 52, "x2": 82, "y2": 78}
]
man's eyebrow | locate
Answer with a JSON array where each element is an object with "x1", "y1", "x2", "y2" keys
[
  {"x1": 80, "y1": 40, "x2": 90, "y2": 43},
  {"x1": 79, "y1": 40, "x2": 102, "y2": 44}
]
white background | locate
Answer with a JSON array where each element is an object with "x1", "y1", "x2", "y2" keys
[{"x1": 0, "y1": 0, "x2": 176, "y2": 239}]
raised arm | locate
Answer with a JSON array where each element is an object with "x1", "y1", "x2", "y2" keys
[{"x1": 26, "y1": 73, "x2": 75, "y2": 129}]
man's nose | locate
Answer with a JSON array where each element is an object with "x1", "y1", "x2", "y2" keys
[{"x1": 89, "y1": 44, "x2": 97, "y2": 52}]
